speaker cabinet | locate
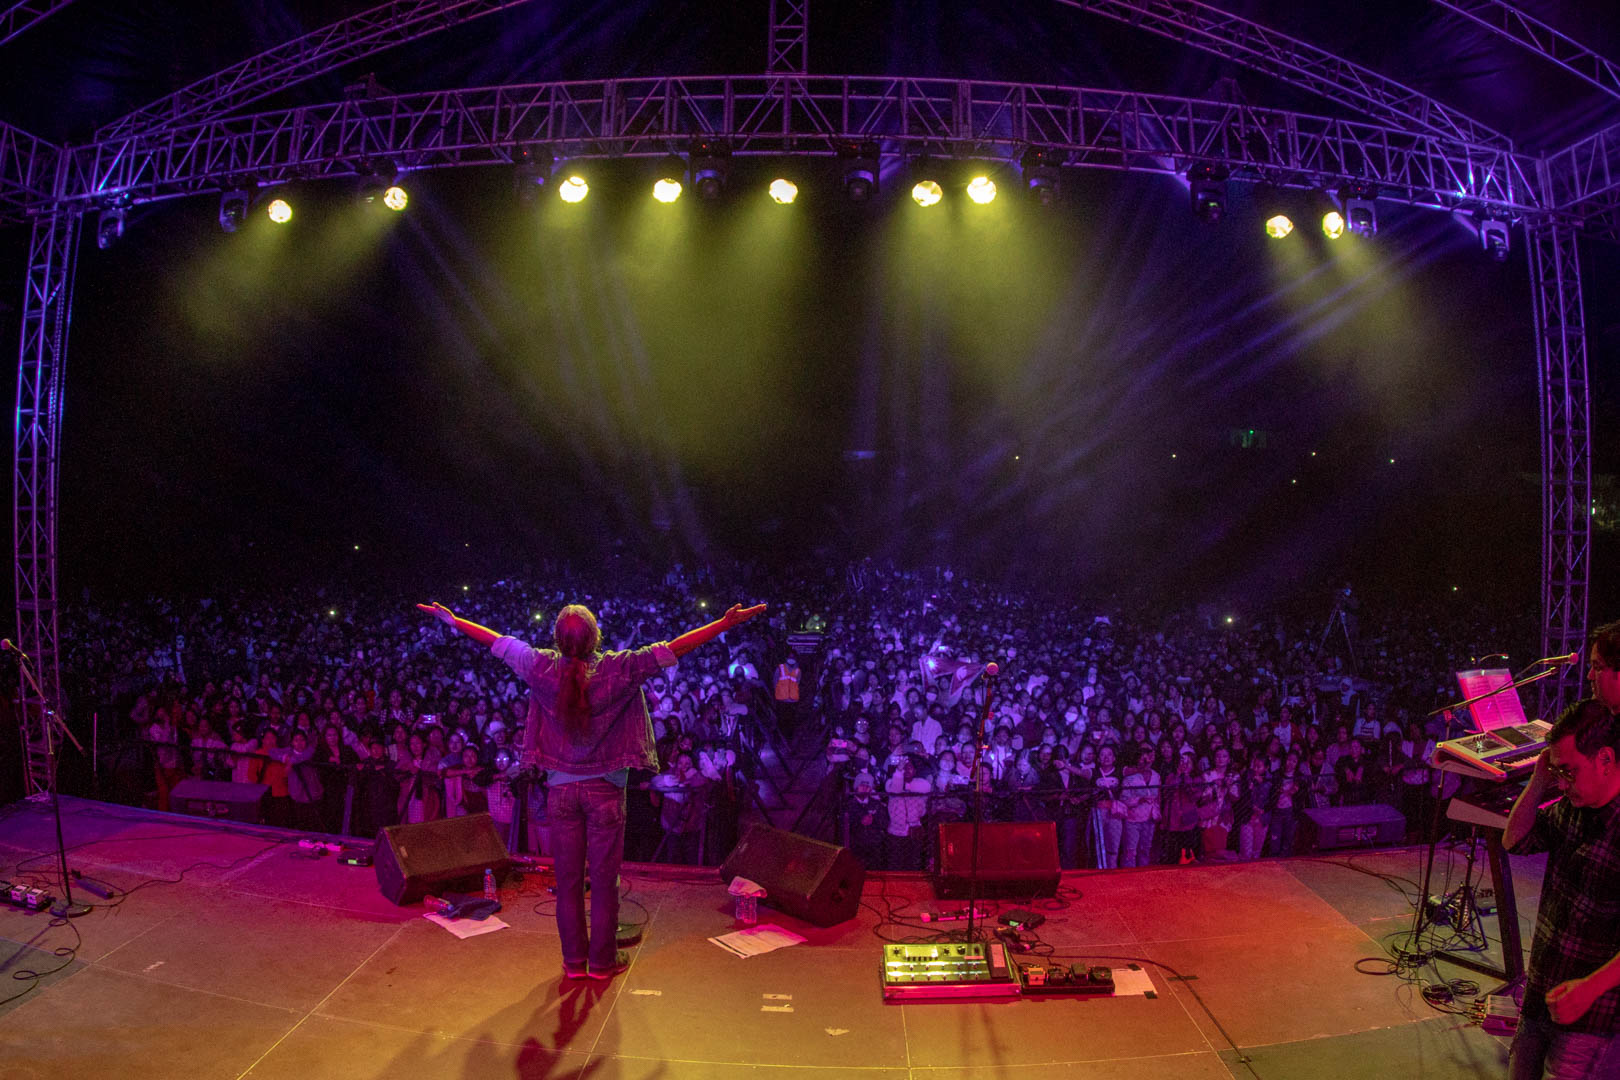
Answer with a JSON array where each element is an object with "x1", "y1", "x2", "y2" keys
[
  {"x1": 718, "y1": 824, "x2": 866, "y2": 927},
  {"x1": 170, "y1": 779, "x2": 268, "y2": 823},
  {"x1": 374, "y1": 812, "x2": 511, "y2": 905},
  {"x1": 934, "y1": 821, "x2": 1060, "y2": 898}
]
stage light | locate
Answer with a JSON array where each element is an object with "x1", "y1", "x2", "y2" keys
[
  {"x1": 267, "y1": 198, "x2": 293, "y2": 224},
  {"x1": 95, "y1": 207, "x2": 126, "y2": 249},
  {"x1": 653, "y1": 177, "x2": 682, "y2": 203},
  {"x1": 690, "y1": 137, "x2": 730, "y2": 201},
  {"x1": 769, "y1": 178, "x2": 798, "y2": 204},
  {"x1": 1020, "y1": 146, "x2": 1060, "y2": 205},
  {"x1": 1479, "y1": 215, "x2": 1510, "y2": 261},
  {"x1": 218, "y1": 190, "x2": 250, "y2": 232},
  {"x1": 1264, "y1": 214, "x2": 1294, "y2": 239},
  {"x1": 966, "y1": 175, "x2": 997, "y2": 204},
  {"x1": 558, "y1": 175, "x2": 589, "y2": 203},
  {"x1": 1189, "y1": 163, "x2": 1228, "y2": 223},
  {"x1": 837, "y1": 139, "x2": 880, "y2": 202},
  {"x1": 912, "y1": 179, "x2": 943, "y2": 207},
  {"x1": 1341, "y1": 182, "x2": 1377, "y2": 237},
  {"x1": 381, "y1": 185, "x2": 408, "y2": 211},
  {"x1": 514, "y1": 146, "x2": 551, "y2": 205},
  {"x1": 1321, "y1": 210, "x2": 1346, "y2": 239}
]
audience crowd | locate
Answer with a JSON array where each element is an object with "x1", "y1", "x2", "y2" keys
[{"x1": 59, "y1": 562, "x2": 1533, "y2": 871}]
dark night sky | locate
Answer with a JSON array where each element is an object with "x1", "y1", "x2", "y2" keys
[{"x1": 1, "y1": 0, "x2": 1618, "y2": 614}]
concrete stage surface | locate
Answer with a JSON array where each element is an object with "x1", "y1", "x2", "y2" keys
[{"x1": 0, "y1": 797, "x2": 1535, "y2": 1080}]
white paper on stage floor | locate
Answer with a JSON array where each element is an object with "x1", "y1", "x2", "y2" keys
[
  {"x1": 1109, "y1": 966, "x2": 1156, "y2": 997},
  {"x1": 708, "y1": 923, "x2": 807, "y2": 958},
  {"x1": 425, "y1": 913, "x2": 509, "y2": 939}
]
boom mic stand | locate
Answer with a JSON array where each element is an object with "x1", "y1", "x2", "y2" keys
[
  {"x1": 7, "y1": 642, "x2": 92, "y2": 918},
  {"x1": 963, "y1": 662, "x2": 1000, "y2": 952}
]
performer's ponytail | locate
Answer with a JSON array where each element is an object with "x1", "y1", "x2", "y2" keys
[{"x1": 554, "y1": 605, "x2": 601, "y2": 737}]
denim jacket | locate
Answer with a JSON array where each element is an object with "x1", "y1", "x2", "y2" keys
[{"x1": 494, "y1": 636, "x2": 675, "y2": 774}]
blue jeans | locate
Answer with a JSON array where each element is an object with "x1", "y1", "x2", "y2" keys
[
  {"x1": 1511, "y1": 1015, "x2": 1620, "y2": 1079},
  {"x1": 549, "y1": 779, "x2": 626, "y2": 969}
]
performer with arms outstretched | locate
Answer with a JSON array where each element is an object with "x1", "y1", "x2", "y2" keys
[{"x1": 418, "y1": 597, "x2": 766, "y2": 980}]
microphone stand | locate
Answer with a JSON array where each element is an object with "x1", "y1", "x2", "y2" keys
[
  {"x1": 9, "y1": 646, "x2": 91, "y2": 918},
  {"x1": 964, "y1": 662, "x2": 999, "y2": 956}
]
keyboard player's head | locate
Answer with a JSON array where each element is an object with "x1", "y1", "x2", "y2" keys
[
  {"x1": 1545, "y1": 697, "x2": 1620, "y2": 809},
  {"x1": 1588, "y1": 620, "x2": 1620, "y2": 713}
]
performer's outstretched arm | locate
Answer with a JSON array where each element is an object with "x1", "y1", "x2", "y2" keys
[
  {"x1": 669, "y1": 603, "x2": 767, "y2": 658},
  {"x1": 416, "y1": 602, "x2": 499, "y2": 647}
]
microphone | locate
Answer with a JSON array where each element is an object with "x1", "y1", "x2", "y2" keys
[
  {"x1": 0, "y1": 639, "x2": 27, "y2": 660},
  {"x1": 984, "y1": 662, "x2": 999, "y2": 678},
  {"x1": 1545, "y1": 651, "x2": 1582, "y2": 666}
]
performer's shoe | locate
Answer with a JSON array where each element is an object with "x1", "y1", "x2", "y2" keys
[
  {"x1": 562, "y1": 961, "x2": 589, "y2": 980},
  {"x1": 586, "y1": 950, "x2": 631, "y2": 980}
]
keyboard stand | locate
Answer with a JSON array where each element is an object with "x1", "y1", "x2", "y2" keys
[{"x1": 1432, "y1": 831, "x2": 1524, "y2": 993}]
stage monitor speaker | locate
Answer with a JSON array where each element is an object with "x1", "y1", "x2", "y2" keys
[
  {"x1": 718, "y1": 824, "x2": 866, "y2": 927},
  {"x1": 1304, "y1": 804, "x2": 1405, "y2": 850},
  {"x1": 374, "y1": 812, "x2": 511, "y2": 905},
  {"x1": 170, "y1": 779, "x2": 268, "y2": 823},
  {"x1": 934, "y1": 821, "x2": 1060, "y2": 899}
]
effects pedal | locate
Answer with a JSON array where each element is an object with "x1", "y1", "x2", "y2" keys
[
  {"x1": 999, "y1": 908, "x2": 1046, "y2": 931},
  {"x1": 920, "y1": 903, "x2": 992, "y2": 923},
  {"x1": 1016, "y1": 960, "x2": 1116, "y2": 997},
  {"x1": 1472, "y1": 994, "x2": 1520, "y2": 1036},
  {"x1": 2, "y1": 881, "x2": 55, "y2": 912}
]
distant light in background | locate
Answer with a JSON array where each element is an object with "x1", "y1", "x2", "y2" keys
[
  {"x1": 966, "y1": 175, "x2": 997, "y2": 204},
  {"x1": 912, "y1": 179, "x2": 943, "y2": 207},
  {"x1": 1224, "y1": 616, "x2": 1234, "y2": 625},
  {"x1": 557, "y1": 175, "x2": 589, "y2": 203},
  {"x1": 266, "y1": 198, "x2": 293, "y2": 224},
  {"x1": 1321, "y1": 211, "x2": 1346, "y2": 239},
  {"x1": 328, "y1": 609, "x2": 337, "y2": 616},
  {"x1": 382, "y1": 185, "x2": 408, "y2": 211},
  {"x1": 1188, "y1": 163, "x2": 1228, "y2": 223},
  {"x1": 768, "y1": 178, "x2": 798, "y2": 204},
  {"x1": 1264, "y1": 214, "x2": 1294, "y2": 239},
  {"x1": 653, "y1": 177, "x2": 682, "y2": 203},
  {"x1": 218, "y1": 190, "x2": 250, "y2": 232}
]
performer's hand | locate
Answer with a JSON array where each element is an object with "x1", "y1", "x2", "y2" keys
[
  {"x1": 1547, "y1": 976, "x2": 1602, "y2": 1025},
  {"x1": 416, "y1": 602, "x2": 456, "y2": 627},
  {"x1": 722, "y1": 603, "x2": 767, "y2": 628}
]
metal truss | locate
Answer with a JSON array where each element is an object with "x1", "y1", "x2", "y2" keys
[
  {"x1": 1542, "y1": 118, "x2": 1620, "y2": 216},
  {"x1": 1432, "y1": 0, "x2": 1620, "y2": 105},
  {"x1": 768, "y1": 0, "x2": 809, "y2": 75},
  {"x1": 0, "y1": 119, "x2": 59, "y2": 218},
  {"x1": 1529, "y1": 223, "x2": 1591, "y2": 718},
  {"x1": 0, "y1": 0, "x2": 72, "y2": 50},
  {"x1": 1053, "y1": 0, "x2": 1513, "y2": 150},
  {"x1": 94, "y1": 0, "x2": 539, "y2": 141},
  {"x1": 13, "y1": 210, "x2": 78, "y2": 797},
  {"x1": 52, "y1": 77, "x2": 1543, "y2": 219}
]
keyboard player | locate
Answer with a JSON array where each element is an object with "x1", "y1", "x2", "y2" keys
[{"x1": 1503, "y1": 663, "x2": 1620, "y2": 1078}]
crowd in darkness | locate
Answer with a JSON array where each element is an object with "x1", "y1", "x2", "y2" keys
[{"x1": 61, "y1": 562, "x2": 1533, "y2": 870}]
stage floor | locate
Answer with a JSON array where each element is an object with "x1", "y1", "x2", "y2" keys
[{"x1": 0, "y1": 797, "x2": 1535, "y2": 1080}]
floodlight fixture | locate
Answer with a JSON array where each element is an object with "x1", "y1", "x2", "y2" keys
[
  {"x1": 653, "y1": 154, "x2": 685, "y2": 202},
  {"x1": 95, "y1": 207, "x2": 126, "y2": 249},
  {"x1": 1264, "y1": 214, "x2": 1294, "y2": 239},
  {"x1": 912, "y1": 179, "x2": 943, "y2": 207},
  {"x1": 689, "y1": 137, "x2": 731, "y2": 201},
  {"x1": 266, "y1": 197, "x2": 293, "y2": 224},
  {"x1": 837, "y1": 140, "x2": 881, "y2": 202},
  {"x1": 1020, "y1": 146, "x2": 1061, "y2": 205},
  {"x1": 965, "y1": 175, "x2": 997, "y2": 204},
  {"x1": 769, "y1": 178, "x2": 798, "y2": 204},
  {"x1": 557, "y1": 175, "x2": 589, "y2": 203},
  {"x1": 1478, "y1": 215, "x2": 1510, "y2": 261},
  {"x1": 1321, "y1": 210, "x2": 1346, "y2": 239},
  {"x1": 382, "y1": 185, "x2": 408, "y2": 211},
  {"x1": 1189, "y1": 163, "x2": 1229, "y2": 223},
  {"x1": 219, "y1": 190, "x2": 250, "y2": 232},
  {"x1": 1341, "y1": 182, "x2": 1377, "y2": 237}
]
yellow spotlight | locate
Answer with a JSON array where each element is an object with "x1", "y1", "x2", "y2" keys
[
  {"x1": 266, "y1": 198, "x2": 292, "y2": 224},
  {"x1": 966, "y1": 175, "x2": 997, "y2": 204},
  {"x1": 768, "y1": 178, "x2": 798, "y2": 204},
  {"x1": 911, "y1": 179, "x2": 943, "y2": 207},
  {"x1": 558, "y1": 175, "x2": 589, "y2": 203},
  {"x1": 653, "y1": 177, "x2": 682, "y2": 203},
  {"x1": 1321, "y1": 210, "x2": 1346, "y2": 239},
  {"x1": 382, "y1": 185, "x2": 408, "y2": 211},
  {"x1": 1264, "y1": 214, "x2": 1294, "y2": 239}
]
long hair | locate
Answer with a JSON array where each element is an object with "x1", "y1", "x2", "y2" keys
[{"x1": 554, "y1": 605, "x2": 602, "y2": 737}]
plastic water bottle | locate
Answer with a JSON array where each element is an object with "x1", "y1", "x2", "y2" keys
[
  {"x1": 424, "y1": 895, "x2": 452, "y2": 913},
  {"x1": 484, "y1": 868, "x2": 497, "y2": 902},
  {"x1": 736, "y1": 893, "x2": 758, "y2": 925}
]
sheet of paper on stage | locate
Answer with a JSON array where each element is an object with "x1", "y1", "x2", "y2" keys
[
  {"x1": 426, "y1": 913, "x2": 509, "y2": 939},
  {"x1": 707, "y1": 923, "x2": 807, "y2": 958},
  {"x1": 1110, "y1": 966, "x2": 1156, "y2": 996}
]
